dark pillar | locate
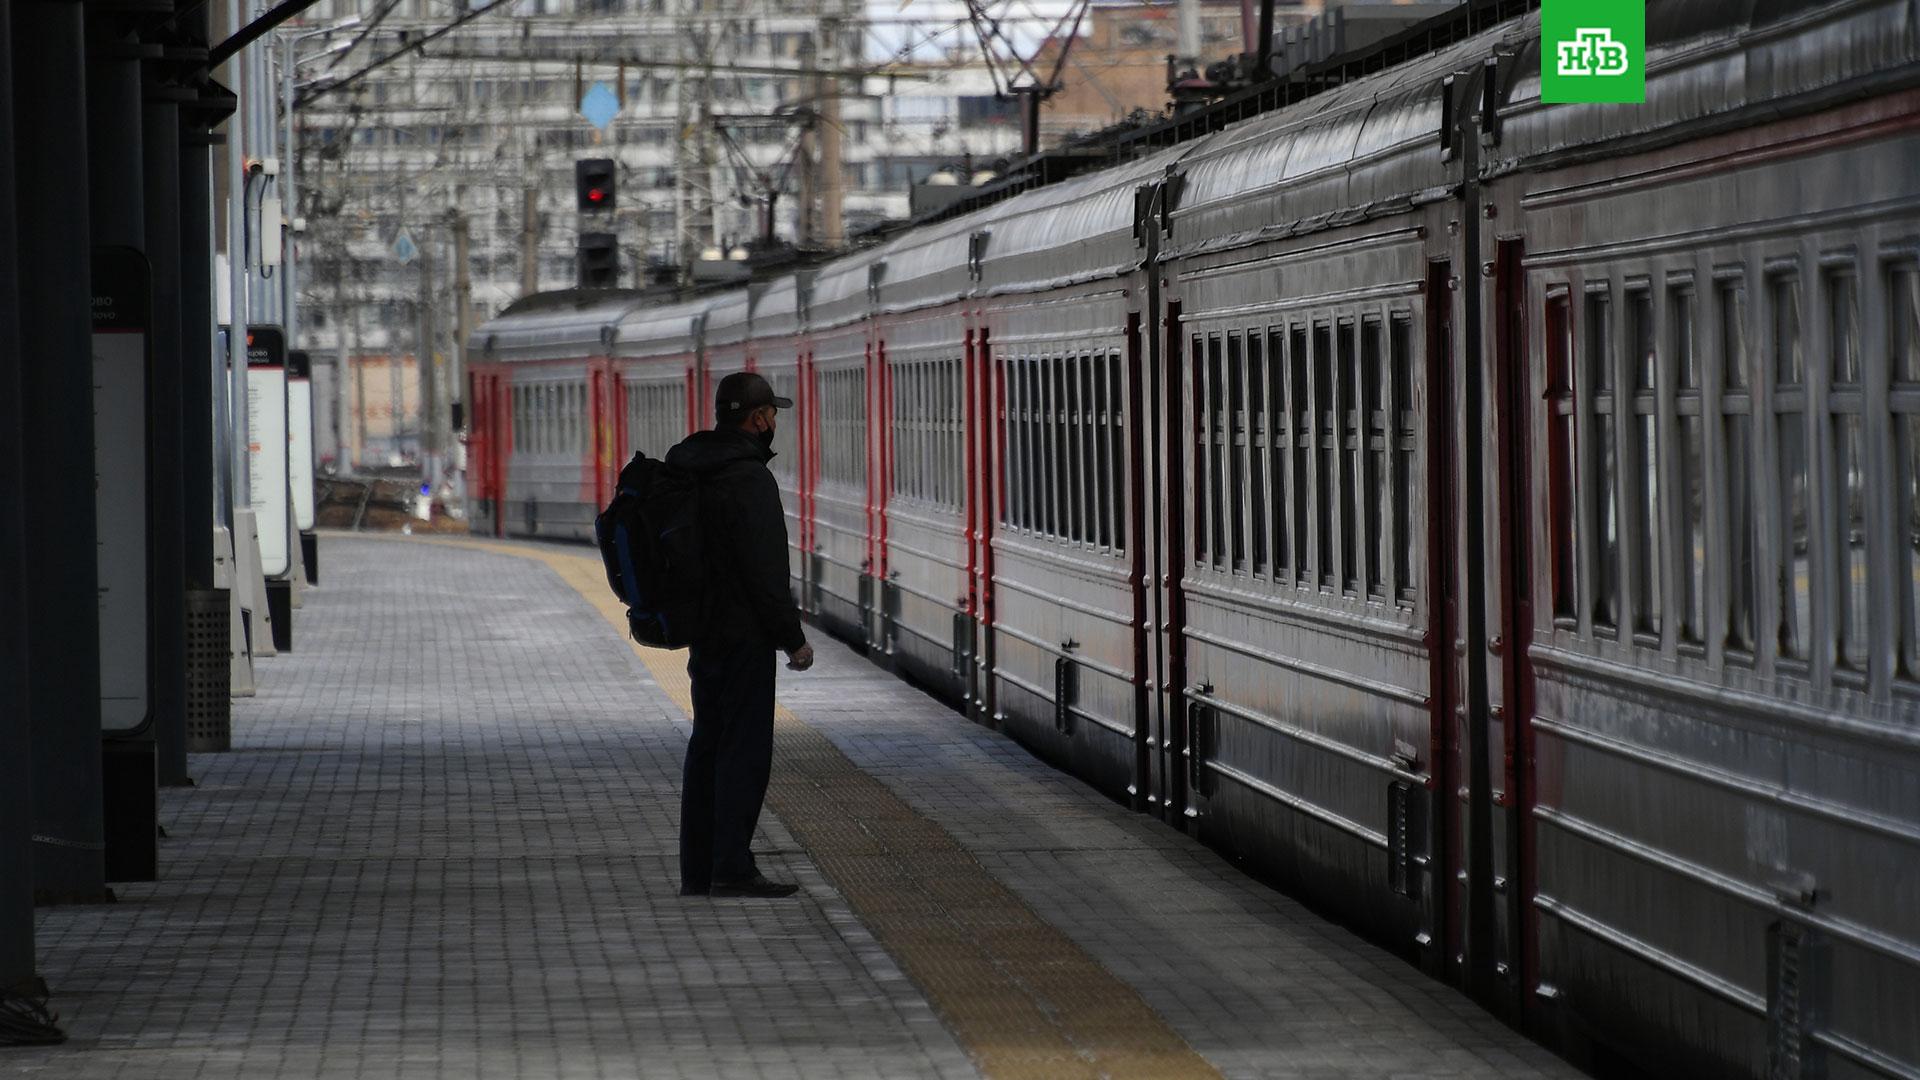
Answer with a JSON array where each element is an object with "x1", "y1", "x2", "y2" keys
[
  {"x1": 87, "y1": 2, "x2": 159, "y2": 885},
  {"x1": 18, "y1": 0, "x2": 108, "y2": 905},
  {"x1": 145, "y1": 61, "x2": 192, "y2": 788},
  {"x1": 180, "y1": 47, "x2": 223, "y2": 590},
  {"x1": 0, "y1": 0, "x2": 61, "y2": 1043}
]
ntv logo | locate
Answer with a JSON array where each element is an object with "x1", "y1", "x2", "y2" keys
[
  {"x1": 1541, "y1": 1, "x2": 1645, "y2": 102},
  {"x1": 1556, "y1": 28, "x2": 1631, "y2": 77}
]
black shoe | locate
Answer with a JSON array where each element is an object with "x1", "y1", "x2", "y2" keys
[
  {"x1": 709, "y1": 872, "x2": 799, "y2": 898},
  {"x1": 680, "y1": 884, "x2": 710, "y2": 896}
]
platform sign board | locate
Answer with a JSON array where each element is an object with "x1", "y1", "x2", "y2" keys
[
  {"x1": 289, "y1": 350, "x2": 316, "y2": 532},
  {"x1": 92, "y1": 246, "x2": 151, "y2": 734},
  {"x1": 247, "y1": 326, "x2": 291, "y2": 578}
]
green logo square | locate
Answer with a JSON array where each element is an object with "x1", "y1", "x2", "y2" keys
[{"x1": 1541, "y1": 0, "x2": 1645, "y2": 103}]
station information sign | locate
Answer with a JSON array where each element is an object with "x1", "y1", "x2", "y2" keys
[
  {"x1": 92, "y1": 246, "x2": 151, "y2": 734},
  {"x1": 288, "y1": 350, "x2": 316, "y2": 533},
  {"x1": 247, "y1": 326, "x2": 291, "y2": 578}
]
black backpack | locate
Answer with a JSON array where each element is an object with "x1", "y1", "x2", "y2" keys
[{"x1": 594, "y1": 452, "x2": 710, "y2": 649}]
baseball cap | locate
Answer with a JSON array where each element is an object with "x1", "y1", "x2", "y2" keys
[{"x1": 715, "y1": 371, "x2": 793, "y2": 417}]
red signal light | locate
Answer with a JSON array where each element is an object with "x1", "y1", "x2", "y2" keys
[{"x1": 587, "y1": 188, "x2": 606, "y2": 203}]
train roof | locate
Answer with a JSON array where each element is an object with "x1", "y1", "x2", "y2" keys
[
  {"x1": 613, "y1": 296, "x2": 713, "y2": 359},
  {"x1": 1491, "y1": 0, "x2": 1920, "y2": 176},
  {"x1": 809, "y1": 244, "x2": 886, "y2": 333},
  {"x1": 752, "y1": 275, "x2": 805, "y2": 341},
  {"x1": 975, "y1": 145, "x2": 1190, "y2": 296},
  {"x1": 703, "y1": 288, "x2": 753, "y2": 348},
  {"x1": 1166, "y1": 16, "x2": 1514, "y2": 261},
  {"x1": 474, "y1": 290, "x2": 647, "y2": 361}
]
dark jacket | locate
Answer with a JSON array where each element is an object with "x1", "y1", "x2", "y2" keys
[{"x1": 665, "y1": 426, "x2": 807, "y2": 654}]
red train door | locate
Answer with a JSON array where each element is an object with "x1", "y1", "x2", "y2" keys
[{"x1": 589, "y1": 361, "x2": 617, "y2": 503}]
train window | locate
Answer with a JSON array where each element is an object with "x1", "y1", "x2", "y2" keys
[
  {"x1": 1546, "y1": 290, "x2": 1578, "y2": 622},
  {"x1": 1391, "y1": 316, "x2": 1417, "y2": 605},
  {"x1": 1068, "y1": 353, "x2": 1086, "y2": 543},
  {"x1": 1828, "y1": 269, "x2": 1868, "y2": 673},
  {"x1": 1587, "y1": 288, "x2": 1619, "y2": 633},
  {"x1": 1772, "y1": 272, "x2": 1810, "y2": 662},
  {"x1": 1628, "y1": 288, "x2": 1662, "y2": 641},
  {"x1": 1023, "y1": 358, "x2": 1039, "y2": 531},
  {"x1": 1059, "y1": 355, "x2": 1075, "y2": 540},
  {"x1": 1314, "y1": 323, "x2": 1335, "y2": 590},
  {"x1": 1290, "y1": 326, "x2": 1310, "y2": 584},
  {"x1": 1247, "y1": 331, "x2": 1268, "y2": 575},
  {"x1": 953, "y1": 358, "x2": 963, "y2": 508},
  {"x1": 1208, "y1": 335, "x2": 1227, "y2": 569},
  {"x1": 1228, "y1": 332, "x2": 1247, "y2": 570},
  {"x1": 1362, "y1": 318, "x2": 1386, "y2": 600},
  {"x1": 1025, "y1": 357, "x2": 1040, "y2": 531},
  {"x1": 1339, "y1": 321, "x2": 1359, "y2": 595},
  {"x1": 1089, "y1": 353, "x2": 1109, "y2": 549},
  {"x1": 1892, "y1": 265, "x2": 1920, "y2": 679},
  {"x1": 1266, "y1": 329, "x2": 1289, "y2": 580},
  {"x1": 1672, "y1": 285, "x2": 1705, "y2": 646},
  {"x1": 892, "y1": 365, "x2": 907, "y2": 499},
  {"x1": 1005, "y1": 360, "x2": 1020, "y2": 527},
  {"x1": 1036, "y1": 356, "x2": 1049, "y2": 532},
  {"x1": 1720, "y1": 279, "x2": 1757, "y2": 655}
]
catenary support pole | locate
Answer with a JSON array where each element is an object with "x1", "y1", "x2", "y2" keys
[
  {"x1": 418, "y1": 217, "x2": 437, "y2": 494},
  {"x1": 17, "y1": 0, "x2": 109, "y2": 906}
]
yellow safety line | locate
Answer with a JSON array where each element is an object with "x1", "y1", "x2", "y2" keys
[{"x1": 354, "y1": 532, "x2": 1221, "y2": 1080}]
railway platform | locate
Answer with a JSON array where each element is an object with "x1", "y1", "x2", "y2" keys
[{"x1": 6, "y1": 534, "x2": 1584, "y2": 1080}]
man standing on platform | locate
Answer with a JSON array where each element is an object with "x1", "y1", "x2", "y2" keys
[{"x1": 666, "y1": 372, "x2": 814, "y2": 898}]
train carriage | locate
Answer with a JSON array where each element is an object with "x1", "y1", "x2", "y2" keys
[
  {"x1": 1478, "y1": 1, "x2": 1920, "y2": 1073},
  {"x1": 613, "y1": 297, "x2": 710, "y2": 464},
  {"x1": 1155, "y1": 24, "x2": 1503, "y2": 962},
  {"x1": 470, "y1": 290, "x2": 645, "y2": 540},
  {"x1": 871, "y1": 213, "x2": 989, "y2": 701},
  {"x1": 805, "y1": 248, "x2": 885, "y2": 644},
  {"x1": 974, "y1": 152, "x2": 1179, "y2": 800},
  {"x1": 746, "y1": 276, "x2": 813, "y2": 610}
]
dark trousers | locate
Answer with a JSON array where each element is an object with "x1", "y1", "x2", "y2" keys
[{"x1": 680, "y1": 639, "x2": 776, "y2": 891}]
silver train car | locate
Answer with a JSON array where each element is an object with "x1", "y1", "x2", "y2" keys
[{"x1": 467, "y1": 1, "x2": 1920, "y2": 1074}]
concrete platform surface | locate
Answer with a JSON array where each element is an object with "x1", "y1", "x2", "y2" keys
[{"x1": 6, "y1": 534, "x2": 1586, "y2": 1080}]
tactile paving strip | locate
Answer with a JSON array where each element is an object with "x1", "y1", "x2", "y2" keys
[{"x1": 428, "y1": 535, "x2": 1221, "y2": 1080}]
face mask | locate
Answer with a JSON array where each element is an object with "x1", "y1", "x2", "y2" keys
[{"x1": 754, "y1": 419, "x2": 775, "y2": 449}]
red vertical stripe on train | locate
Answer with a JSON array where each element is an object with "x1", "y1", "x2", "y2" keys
[
  {"x1": 964, "y1": 327, "x2": 978, "y2": 618},
  {"x1": 863, "y1": 339, "x2": 876, "y2": 580},
  {"x1": 1491, "y1": 237, "x2": 1540, "y2": 1007},
  {"x1": 878, "y1": 340, "x2": 892, "y2": 579}
]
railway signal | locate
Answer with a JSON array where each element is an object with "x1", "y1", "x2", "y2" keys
[
  {"x1": 574, "y1": 158, "x2": 616, "y2": 212},
  {"x1": 578, "y1": 232, "x2": 618, "y2": 288}
]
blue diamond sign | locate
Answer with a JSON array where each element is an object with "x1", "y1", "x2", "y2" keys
[{"x1": 580, "y1": 82, "x2": 620, "y2": 130}]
